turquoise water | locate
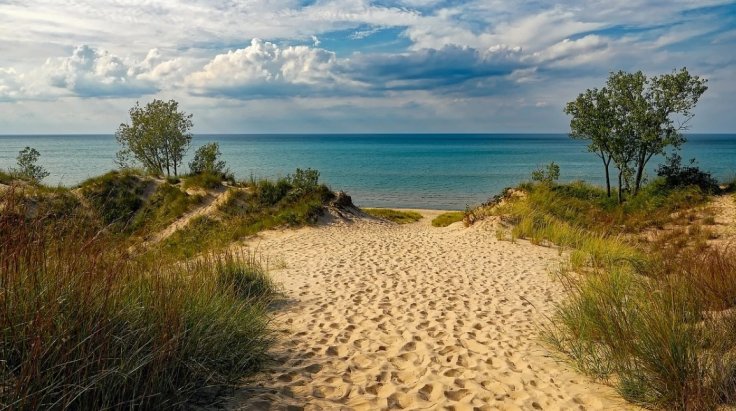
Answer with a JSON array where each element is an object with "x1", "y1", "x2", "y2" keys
[{"x1": 1, "y1": 134, "x2": 734, "y2": 210}]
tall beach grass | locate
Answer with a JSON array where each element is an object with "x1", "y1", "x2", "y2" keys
[{"x1": 0, "y1": 187, "x2": 275, "y2": 409}]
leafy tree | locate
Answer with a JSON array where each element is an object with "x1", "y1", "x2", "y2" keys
[
  {"x1": 565, "y1": 68, "x2": 707, "y2": 203},
  {"x1": 288, "y1": 168, "x2": 320, "y2": 191},
  {"x1": 189, "y1": 142, "x2": 226, "y2": 175},
  {"x1": 116, "y1": 99, "x2": 193, "y2": 177},
  {"x1": 15, "y1": 146, "x2": 49, "y2": 183},
  {"x1": 531, "y1": 162, "x2": 560, "y2": 185},
  {"x1": 564, "y1": 88, "x2": 615, "y2": 197}
]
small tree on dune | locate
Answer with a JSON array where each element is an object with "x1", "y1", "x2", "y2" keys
[
  {"x1": 15, "y1": 146, "x2": 49, "y2": 183},
  {"x1": 189, "y1": 142, "x2": 226, "y2": 175},
  {"x1": 115, "y1": 99, "x2": 193, "y2": 177}
]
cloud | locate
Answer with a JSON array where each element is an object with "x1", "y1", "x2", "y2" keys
[
  {"x1": 43, "y1": 45, "x2": 158, "y2": 97},
  {"x1": 186, "y1": 39, "x2": 353, "y2": 98}
]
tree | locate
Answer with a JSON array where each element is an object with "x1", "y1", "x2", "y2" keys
[
  {"x1": 565, "y1": 68, "x2": 707, "y2": 203},
  {"x1": 564, "y1": 88, "x2": 615, "y2": 197},
  {"x1": 115, "y1": 99, "x2": 193, "y2": 177},
  {"x1": 531, "y1": 162, "x2": 560, "y2": 185},
  {"x1": 189, "y1": 142, "x2": 226, "y2": 175},
  {"x1": 15, "y1": 146, "x2": 49, "y2": 183}
]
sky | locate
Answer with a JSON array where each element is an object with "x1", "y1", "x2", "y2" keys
[{"x1": 0, "y1": 0, "x2": 735, "y2": 134}]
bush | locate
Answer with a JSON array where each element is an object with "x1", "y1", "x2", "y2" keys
[
  {"x1": 531, "y1": 162, "x2": 560, "y2": 185},
  {"x1": 14, "y1": 147, "x2": 49, "y2": 183},
  {"x1": 189, "y1": 142, "x2": 226, "y2": 175},
  {"x1": 656, "y1": 154, "x2": 719, "y2": 193},
  {"x1": 288, "y1": 168, "x2": 320, "y2": 191},
  {"x1": 257, "y1": 178, "x2": 291, "y2": 206},
  {"x1": 0, "y1": 189, "x2": 273, "y2": 409}
]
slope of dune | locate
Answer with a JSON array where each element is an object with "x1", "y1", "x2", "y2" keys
[{"x1": 227, "y1": 210, "x2": 634, "y2": 410}]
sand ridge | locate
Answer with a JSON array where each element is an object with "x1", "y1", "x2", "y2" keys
[{"x1": 228, "y1": 211, "x2": 633, "y2": 410}]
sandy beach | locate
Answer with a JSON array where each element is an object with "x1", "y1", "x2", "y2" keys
[{"x1": 228, "y1": 210, "x2": 633, "y2": 410}]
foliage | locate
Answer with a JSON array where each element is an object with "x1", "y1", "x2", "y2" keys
[
  {"x1": 0, "y1": 189, "x2": 273, "y2": 410},
  {"x1": 288, "y1": 168, "x2": 320, "y2": 191},
  {"x1": 565, "y1": 68, "x2": 708, "y2": 202},
  {"x1": 564, "y1": 88, "x2": 615, "y2": 196},
  {"x1": 0, "y1": 169, "x2": 13, "y2": 184},
  {"x1": 182, "y1": 172, "x2": 226, "y2": 190},
  {"x1": 14, "y1": 146, "x2": 49, "y2": 183},
  {"x1": 159, "y1": 170, "x2": 334, "y2": 259},
  {"x1": 431, "y1": 211, "x2": 465, "y2": 227},
  {"x1": 116, "y1": 99, "x2": 193, "y2": 177},
  {"x1": 492, "y1": 180, "x2": 735, "y2": 409},
  {"x1": 189, "y1": 142, "x2": 226, "y2": 175},
  {"x1": 656, "y1": 153, "x2": 719, "y2": 193},
  {"x1": 131, "y1": 182, "x2": 203, "y2": 233},
  {"x1": 363, "y1": 208, "x2": 423, "y2": 224},
  {"x1": 79, "y1": 170, "x2": 149, "y2": 230},
  {"x1": 531, "y1": 162, "x2": 560, "y2": 184}
]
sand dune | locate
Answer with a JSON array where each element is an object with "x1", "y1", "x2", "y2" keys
[{"x1": 228, "y1": 210, "x2": 633, "y2": 410}]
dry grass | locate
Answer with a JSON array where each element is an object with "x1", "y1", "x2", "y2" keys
[{"x1": 363, "y1": 208, "x2": 423, "y2": 224}]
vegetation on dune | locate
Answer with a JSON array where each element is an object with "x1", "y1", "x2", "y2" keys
[
  {"x1": 78, "y1": 170, "x2": 151, "y2": 230},
  {"x1": 0, "y1": 188, "x2": 274, "y2": 410},
  {"x1": 115, "y1": 99, "x2": 193, "y2": 177},
  {"x1": 483, "y1": 139, "x2": 734, "y2": 410},
  {"x1": 363, "y1": 208, "x2": 423, "y2": 224},
  {"x1": 131, "y1": 181, "x2": 205, "y2": 234},
  {"x1": 159, "y1": 169, "x2": 335, "y2": 259},
  {"x1": 431, "y1": 211, "x2": 465, "y2": 227},
  {"x1": 565, "y1": 68, "x2": 707, "y2": 202}
]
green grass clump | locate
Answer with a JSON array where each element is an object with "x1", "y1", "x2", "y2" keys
[
  {"x1": 546, "y1": 248, "x2": 736, "y2": 409},
  {"x1": 131, "y1": 182, "x2": 203, "y2": 233},
  {"x1": 0, "y1": 189, "x2": 274, "y2": 410},
  {"x1": 182, "y1": 172, "x2": 228, "y2": 190},
  {"x1": 364, "y1": 208, "x2": 423, "y2": 224},
  {"x1": 78, "y1": 170, "x2": 150, "y2": 229},
  {"x1": 431, "y1": 211, "x2": 465, "y2": 227},
  {"x1": 158, "y1": 172, "x2": 335, "y2": 259},
  {"x1": 0, "y1": 169, "x2": 14, "y2": 184}
]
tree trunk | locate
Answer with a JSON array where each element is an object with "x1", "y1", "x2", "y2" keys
[
  {"x1": 633, "y1": 152, "x2": 646, "y2": 195},
  {"x1": 604, "y1": 160, "x2": 611, "y2": 198},
  {"x1": 617, "y1": 170, "x2": 624, "y2": 204}
]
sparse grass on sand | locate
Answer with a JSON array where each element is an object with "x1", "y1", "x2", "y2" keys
[
  {"x1": 431, "y1": 211, "x2": 465, "y2": 227},
  {"x1": 489, "y1": 180, "x2": 736, "y2": 410},
  {"x1": 0, "y1": 186, "x2": 275, "y2": 410},
  {"x1": 363, "y1": 208, "x2": 423, "y2": 224}
]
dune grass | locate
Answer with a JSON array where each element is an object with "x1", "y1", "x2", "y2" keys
[
  {"x1": 131, "y1": 181, "x2": 204, "y2": 234},
  {"x1": 0, "y1": 187, "x2": 274, "y2": 410},
  {"x1": 363, "y1": 208, "x2": 423, "y2": 224},
  {"x1": 431, "y1": 211, "x2": 465, "y2": 227},
  {"x1": 492, "y1": 180, "x2": 736, "y2": 409},
  {"x1": 158, "y1": 175, "x2": 335, "y2": 259}
]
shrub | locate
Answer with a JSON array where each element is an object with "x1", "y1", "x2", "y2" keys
[
  {"x1": 656, "y1": 154, "x2": 719, "y2": 193},
  {"x1": 257, "y1": 178, "x2": 291, "y2": 206},
  {"x1": 531, "y1": 162, "x2": 560, "y2": 185},
  {"x1": 288, "y1": 168, "x2": 320, "y2": 191},
  {"x1": 14, "y1": 147, "x2": 49, "y2": 183},
  {"x1": 189, "y1": 142, "x2": 227, "y2": 175}
]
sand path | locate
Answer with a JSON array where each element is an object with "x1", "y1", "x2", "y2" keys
[{"x1": 229, "y1": 211, "x2": 632, "y2": 410}]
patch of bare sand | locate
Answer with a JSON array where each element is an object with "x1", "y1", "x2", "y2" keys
[{"x1": 228, "y1": 211, "x2": 634, "y2": 410}]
